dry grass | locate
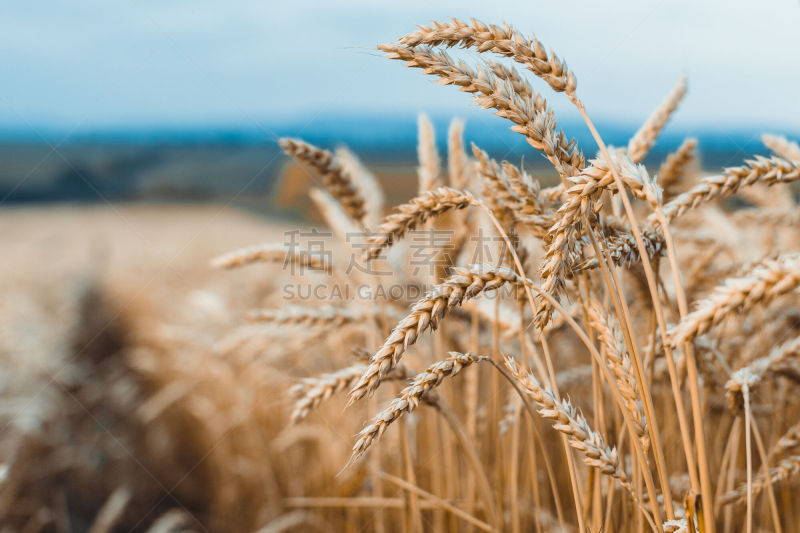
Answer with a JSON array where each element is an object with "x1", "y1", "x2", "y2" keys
[{"x1": 4, "y1": 15, "x2": 800, "y2": 533}]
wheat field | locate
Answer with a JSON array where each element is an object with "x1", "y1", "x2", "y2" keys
[{"x1": 3, "y1": 17, "x2": 800, "y2": 533}]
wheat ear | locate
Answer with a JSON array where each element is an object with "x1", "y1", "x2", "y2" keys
[
  {"x1": 575, "y1": 215, "x2": 665, "y2": 272},
  {"x1": 309, "y1": 188, "x2": 361, "y2": 245},
  {"x1": 653, "y1": 156, "x2": 800, "y2": 224},
  {"x1": 363, "y1": 187, "x2": 478, "y2": 262},
  {"x1": 290, "y1": 363, "x2": 412, "y2": 424},
  {"x1": 350, "y1": 352, "x2": 484, "y2": 462},
  {"x1": 658, "y1": 138, "x2": 698, "y2": 201},
  {"x1": 211, "y1": 243, "x2": 329, "y2": 272},
  {"x1": 669, "y1": 254, "x2": 800, "y2": 347},
  {"x1": 663, "y1": 519, "x2": 689, "y2": 533},
  {"x1": 720, "y1": 455, "x2": 800, "y2": 505},
  {"x1": 417, "y1": 113, "x2": 442, "y2": 192},
  {"x1": 279, "y1": 138, "x2": 366, "y2": 223},
  {"x1": 734, "y1": 207, "x2": 800, "y2": 226},
  {"x1": 472, "y1": 145, "x2": 553, "y2": 237},
  {"x1": 504, "y1": 357, "x2": 634, "y2": 494},
  {"x1": 349, "y1": 265, "x2": 528, "y2": 402},
  {"x1": 335, "y1": 146, "x2": 385, "y2": 228},
  {"x1": 472, "y1": 144, "x2": 519, "y2": 226},
  {"x1": 768, "y1": 422, "x2": 800, "y2": 462},
  {"x1": 537, "y1": 151, "x2": 658, "y2": 327},
  {"x1": 396, "y1": 18, "x2": 577, "y2": 95},
  {"x1": 378, "y1": 44, "x2": 583, "y2": 178},
  {"x1": 587, "y1": 303, "x2": 649, "y2": 450},
  {"x1": 725, "y1": 335, "x2": 800, "y2": 412},
  {"x1": 247, "y1": 305, "x2": 376, "y2": 329},
  {"x1": 627, "y1": 76, "x2": 687, "y2": 163},
  {"x1": 762, "y1": 134, "x2": 800, "y2": 161},
  {"x1": 447, "y1": 118, "x2": 471, "y2": 189},
  {"x1": 502, "y1": 161, "x2": 548, "y2": 214}
]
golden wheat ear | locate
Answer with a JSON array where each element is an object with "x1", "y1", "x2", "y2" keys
[
  {"x1": 362, "y1": 186, "x2": 478, "y2": 262},
  {"x1": 210, "y1": 243, "x2": 330, "y2": 272},
  {"x1": 378, "y1": 42, "x2": 584, "y2": 179},
  {"x1": 657, "y1": 137, "x2": 698, "y2": 201},
  {"x1": 762, "y1": 133, "x2": 800, "y2": 161},
  {"x1": 669, "y1": 253, "x2": 800, "y2": 347},
  {"x1": 349, "y1": 352, "x2": 484, "y2": 463},
  {"x1": 627, "y1": 75, "x2": 687, "y2": 163},
  {"x1": 416, "y1": 113, "x2": 442, "y2": 192},
  {"x1": 349, "y1": 265, "x2": 530, "y2": 403},
  {"x1": 279, "y1": 137, "x2": 367, "y2": 225},
  {"x1": 652, "y1": 155, "x2": 800, "y2": 224}
]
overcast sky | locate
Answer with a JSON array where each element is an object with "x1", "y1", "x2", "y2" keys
[{"x1": 1, "y1": 1, "x2": 799, "y2": 134}]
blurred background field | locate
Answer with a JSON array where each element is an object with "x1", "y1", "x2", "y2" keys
[{"x1": 0, "y1": 118, "x2": 783, "y2": 212}]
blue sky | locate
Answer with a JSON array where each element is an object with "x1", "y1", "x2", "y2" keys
[{"x1": 1, "y1": 0, "x2": 799, "y2": 134}]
